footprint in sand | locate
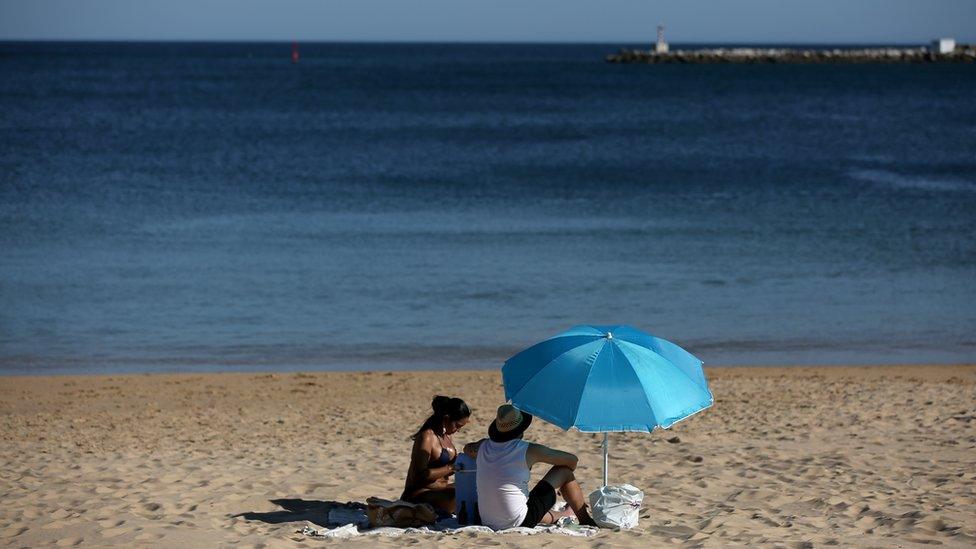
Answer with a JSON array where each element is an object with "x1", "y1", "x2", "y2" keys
[
  {"x1": 101, "y1": 526, "x2": 129, "y2": 539},
  {"x1": 1, "y1": 526, "x2": 29, "y2": 538},
  {"x1": 855, "y1": 515, "x2": 880, "y2": 532},
  {"x1": 49, "y1": 508, "x2": 71, "y2": 520},
  {"x1": 917, "y1": 518, "x2": 947, "y2": 532},
  {"x1": 43, "y1": 520, "x2": 72, "y2": 531},
  {"x1": 136, "y1": 502, "x2": 166, "y2": 519}
]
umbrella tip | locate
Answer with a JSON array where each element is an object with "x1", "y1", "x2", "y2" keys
[{"x1": 605, "y1": 331, "x2": 613, "y2": 339}]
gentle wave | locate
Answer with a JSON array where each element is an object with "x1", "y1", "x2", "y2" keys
[
  {"x1": 135, "y1": 211, "x2": 679, "y2": 238},
  {"x1": 849, "y1": 169, "x2": 976, "y2": 193}
]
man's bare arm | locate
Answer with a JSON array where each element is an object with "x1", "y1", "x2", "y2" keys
[
  {"x1": 463, "y1": 438, "x2": 485, "y2": 458},
  {"x1": 526, "y1": 443, "x2": 578, "y2": 470}
]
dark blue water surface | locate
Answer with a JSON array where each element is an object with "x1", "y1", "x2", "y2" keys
[{"x1": 1, "y1": 42, "x2": 975, "y2": 374}]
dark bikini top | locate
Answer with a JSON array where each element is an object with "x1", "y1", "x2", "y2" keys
[{"x1": 431, "y1": 447, "x2": 455, "y2": 467}]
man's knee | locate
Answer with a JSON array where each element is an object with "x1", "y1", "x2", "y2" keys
[
  {"x1": 551, "y1": 465, "x2": 574, "y2": 476},
  {"x1": 545, "y1": 465, "x2": 575, "y2": 487}
]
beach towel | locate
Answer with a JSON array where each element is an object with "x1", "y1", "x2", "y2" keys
[
  {"x1": 304, "y1": 498, "x2": 598, "y2": 539},
  {"x1": 300, "y1": 521, "x2": 599, "y2": 539}
]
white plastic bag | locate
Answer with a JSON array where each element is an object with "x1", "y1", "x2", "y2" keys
[{"x1": 587, "y1": 484, "x2": 643, "y2": 529}]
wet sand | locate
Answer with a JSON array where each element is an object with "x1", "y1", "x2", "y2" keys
[{"x1": 1, "y1": 365, "x2": 974, "y2": 547}]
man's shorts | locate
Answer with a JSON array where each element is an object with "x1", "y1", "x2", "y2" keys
[{"x1": 519, "y1": 480, "x2": 557, "y2": 528}]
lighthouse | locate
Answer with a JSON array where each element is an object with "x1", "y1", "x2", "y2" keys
[{"x1": 655, "y1": 24, "x2": 669, "y2": 53}]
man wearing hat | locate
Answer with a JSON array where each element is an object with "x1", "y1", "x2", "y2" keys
[{"x1": 463, "y1": 404, "x2": 597, "y2": 530}]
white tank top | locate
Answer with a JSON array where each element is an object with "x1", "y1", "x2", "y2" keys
[{"x1": 476, "y1": 439, "x2": 530, "y2": 530}]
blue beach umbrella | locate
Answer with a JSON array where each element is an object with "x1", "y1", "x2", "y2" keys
[{"x1": 502, "y1": 324, "x2": 713, "y2": 486}]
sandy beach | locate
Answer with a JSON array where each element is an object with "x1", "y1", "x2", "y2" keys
[{"x1": 1, "y1": 365, "x2": 974, "y2": 548}]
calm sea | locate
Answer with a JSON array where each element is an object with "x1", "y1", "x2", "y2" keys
[{"x1": 1, "y1": 42, "x2": 975, "y2": 374}]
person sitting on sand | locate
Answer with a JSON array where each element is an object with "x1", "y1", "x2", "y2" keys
[
  {"x1": 401, "y1": 395, "x2": 471, "y2": 513},
  {"x1": 463, "y1": 404, "x2": 598, "y2": 530}
]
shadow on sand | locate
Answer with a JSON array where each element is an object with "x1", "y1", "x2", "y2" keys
[{"x1": 235, "y1": 498, "x2": 367, "y2": 528}]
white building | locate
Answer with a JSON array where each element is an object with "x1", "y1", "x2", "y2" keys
[{"x1": 931, "y1": 38, "x2": 956, "y2": 54}]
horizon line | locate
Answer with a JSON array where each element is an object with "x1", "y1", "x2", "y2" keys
[{"x1": 0, "y1": 38, "x2": 962, "y2": 46}]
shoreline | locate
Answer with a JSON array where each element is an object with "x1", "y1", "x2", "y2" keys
[{"x1": 2, "y1": 361, "x2": 974, "y2": 378}]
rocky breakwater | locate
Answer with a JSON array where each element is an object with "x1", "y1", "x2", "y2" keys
[{"x1": 606, "y1": 45, "x2": 976, "y2": 64}]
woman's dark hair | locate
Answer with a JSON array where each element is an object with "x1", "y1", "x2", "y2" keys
[{"x1": 411, "y1": 395, "x2": 470, "y2": 440}]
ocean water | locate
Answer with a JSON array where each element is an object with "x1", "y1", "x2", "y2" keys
[{"x1": 1, "y1": 42, "x2": 975, "y2": 374}]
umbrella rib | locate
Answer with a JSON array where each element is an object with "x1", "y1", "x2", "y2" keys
[
  {"x1": 623, "y1": 341, "x2": 714, "y2": 427},
  {"x1": 504, "y1": 335, "x2": 601, "y2": 399},
  {"x1": 611, "y1": 342, "x2": 660, "y2": 432},
  {"x1": 568, "y1": 342, "x2": 608, "y2": 430},
  {"x1": 544, "y1": 329, "x2": 603, "y2": 341},
  {"x1": 668, "y1": 360, "x2": 713, "y2": 396},
  {"x1": 612, "y1": 335, "x2": 709, "y2": 394},
  {"x1": 511, "y1": 341, "x2": 604, "y2": 430},
  {"x1": 618, "y1": 339, "x2": 712, "y2": 396}
]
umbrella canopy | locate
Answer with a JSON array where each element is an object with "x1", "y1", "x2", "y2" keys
[{"x1": 502, "y1": 324, "x2": 713, "y2": 484}]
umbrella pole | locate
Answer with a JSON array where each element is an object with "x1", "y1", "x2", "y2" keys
[{"x1": 602, "y1": 432, "x2": 609, "y2": 487}]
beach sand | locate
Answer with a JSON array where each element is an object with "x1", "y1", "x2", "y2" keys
[{"x1": 1, "y1": 365, "x2": 974, "y2": 547}]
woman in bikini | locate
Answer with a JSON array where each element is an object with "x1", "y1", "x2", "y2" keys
[{"x1": 401, "y1": 395, "x2": 471, "y2": 513}]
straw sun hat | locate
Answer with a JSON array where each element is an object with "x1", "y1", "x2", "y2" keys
[{"x1": 488, "y1": 404, "x2": 533, "y2": 442}]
